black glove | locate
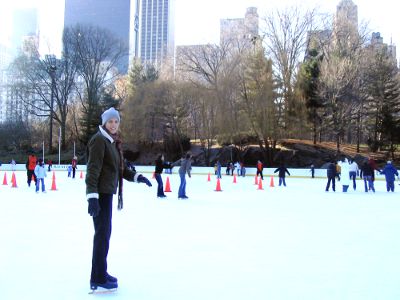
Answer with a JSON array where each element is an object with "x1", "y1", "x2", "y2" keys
[
  {"x1": 137, "y1": 174, "x2": 152, "y2": 187},
  {"x1": 88, "y1": 198, "x2": 100, "y2": 217}
]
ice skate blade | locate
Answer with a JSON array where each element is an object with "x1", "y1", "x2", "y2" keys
[{"x1": 89, "y1": 287, "x2": 117, "y2": 294}]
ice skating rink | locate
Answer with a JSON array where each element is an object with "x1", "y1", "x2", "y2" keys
[{"x1": 1, "y1": 170, "x2": 399, "y2": 300}]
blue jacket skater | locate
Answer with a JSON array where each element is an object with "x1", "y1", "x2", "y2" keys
[{"x1": 380, "y1": 162, "x2": 398, "y2": 182}]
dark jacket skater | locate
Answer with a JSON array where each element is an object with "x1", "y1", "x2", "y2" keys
[
  {"x1": 325, "y1": 162, "x2": 336, "y2": 191},
  {"x1": 380, "y1": 161, "x2": 398, "y2": 192},
  {"x1": 360, "y1": 161, "x2": 375, "y2": 192},
  {"x1": 274, "y1": 166, "x2": 291, "y2": 186},
  {"x1": 155, "y1": 154, "x2": 170, "y2": 198},
  {"x1": 86, "y1": 107, "x2": 151, "y2": 291}
]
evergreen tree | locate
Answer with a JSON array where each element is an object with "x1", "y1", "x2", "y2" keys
[
  {"x1": 363, "y1": 50, "x2": 400, "y2": 153},
  {"x1": 297, "y1": 48, "x2": 324, "y2": 144}
]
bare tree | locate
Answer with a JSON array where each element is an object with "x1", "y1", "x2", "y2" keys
[
  {"x1": 238, "y1": 47, "x2": 278, "y2": 164},
  {"x1": 317, "y1": 16, "x2": 368, "y2": 151},
  {"x1": 261, "y1": 6, "x2": 316, "y2": 134},
  {"x1": 10, "y1": 36, "x2": 78, "y2": 151},
  {"x1": 65, "y1": 24, "x2": 128, "y2": 144}
]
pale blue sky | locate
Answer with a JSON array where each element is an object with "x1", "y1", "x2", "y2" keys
[{"x1": 0, "y1": 0, "x2": 399, "y2": 59}]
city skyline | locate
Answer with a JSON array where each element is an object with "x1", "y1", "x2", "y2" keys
[{"x1": 0, "y1": 0, "x2": 399, "y2": 61}]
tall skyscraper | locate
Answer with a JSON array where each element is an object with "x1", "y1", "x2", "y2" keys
[
  {"x1": 64, "y1": 0, "x2": 131, "y2": 73},
  {"x1": 139, "y1": 0, "x2": 175, "y2": 66}
]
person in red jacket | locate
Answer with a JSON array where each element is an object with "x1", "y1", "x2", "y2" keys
[
  {"x1": 72, "y1": 156, "x2": 78, "y2": 178},
  {"x1": 256, "y1": 160, "x2": 264, "y2": 180},
  {"x1": 26, "y1": 153, "x2": 37, "y2": 187},
  {"x1": 368, "y1": 156, "x2": 381, "y2": 182}
]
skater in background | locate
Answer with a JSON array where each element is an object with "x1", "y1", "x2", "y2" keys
[
  {"x1": 34, "y1": 158, "x2": 47, "y2": 193},
  {"x1": 216, "y1": 160, "x2": 222, "y2": 179},
  {"x1": 360, "y1": 160, "x2": 375, "y2": 192},
  {"x1": 380, "y1": 161, "x2": 398, "y2": 192},
  {"x1": 26, "y1": 153, "x2": 37, "y2": 187},
  {"x1": 47, "y1": 159, "x2": 52, "y2": 171},
  {"x1": 335, "y1": 161, "x2": 341, "y2": 181},
  {"x1": 339, "y1": 158, "x2": 351, "y2": 192},
  {"x1": 235, "y1": 161, "x2": 241, "y2": 176},
  {"x1": 274, "y1": 164, "x2": 291, "y2": 186},
  {"x1": 164, "y1": 161, "x2": 173, "y2": 174},
  {"x1": 225, "y1": 162, "x2": 231, "y2": 175},
  {"x1": 86, "y1": 107, "x2": 152, "y2": 292},
  {"x1": 240, "y1": 162, "x2": 246, "y2": 177},
  {"x1": 67, "y1": 165, "x2": 72, "y2": 177},
  {"x1": 349, "y1": 159, "x2": 359, "y2": 190},
  {"x1": 256, "y1": 160, "x2": 264, "y2": 180},
  {"x1": 176, "y1": 153, "x2": 192, "y2": 199},
  {"x1": 325, "y1": 161, "x2": 336, "y2": 192},
  {"x1": 71, "y1": 156, "x2": 78, "y2": 178},
  {"x1": 310, "y1": 164, "x2": 315, "y2": 178},
  {"x1": 154, "y1": 154, "x2": 169, "y2": 198},
  {"x1": 10, "y1": 158, "x2": 16, "y2": 171},
  {"x1": 230, "y1": 161, "x2": 235, "y2": 175},
  {"x1": 368, "y1": 156, "x2": 380, "y2": 183}
]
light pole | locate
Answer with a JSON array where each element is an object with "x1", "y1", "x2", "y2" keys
[{"x1": 46, "y1": 55, "x2": 57, "y2": 153}]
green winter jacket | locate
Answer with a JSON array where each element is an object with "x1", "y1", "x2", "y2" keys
[{"x1": 86, "y1": 126, "x2": 138, "y2": 199}]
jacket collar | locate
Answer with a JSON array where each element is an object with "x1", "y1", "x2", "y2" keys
[{"x1": 99, "y1": 126, "x2": 114, "y2": 143}]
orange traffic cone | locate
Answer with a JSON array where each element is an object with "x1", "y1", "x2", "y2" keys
[
  {"x1": 254, "y1": 175, "x2": 258, "y2": 185},
  {"x1": 164, "y1": 176, "x2": 172, "y2": 192},
  {"x1": 51, "y1": 171, "x2": 57, "y2": 191},
  {"x1": 207, "y1": 173, "x2": 211, "y2": 182},
  {"x1": 233, "y1": 174, "x2": 237, "y2": 183},
  {"x1": 31, "y1": 174, "x2": 35, "y2": 182},
  {"x1": 152, "y1": 172, "x2": 155, "y2": 179},
  {"x1": 2, "y1": 172, "x2": 7, "y2": 185},
  {"x1": 270, "y1": 176, "x2": 275, "y2": 187},
  {"x1": 80, "y1": 171, "x2": 83, "y2": 179},
  {"x1": 258, "y1": 177, "x2": 264, "y2": 190},
  {"x1": 11, "y1": 172, "x2": 17, "y2": 188},
  {"x1": 215, "y1": 178, "x2": 222, "y2": 191}
]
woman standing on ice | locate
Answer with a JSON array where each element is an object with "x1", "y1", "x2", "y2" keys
[
  {"x1": 349, "y1": 159, "x2": 359, "y2": 190},
  {"x1": 34, "y1": 158, "x2": 47, "y2": 193},
  {"x1": 154, "y1": 154, "x2": 169, "y2": 198},
  {"x1": 339, "y1": 158, "x2": 351, "y2": 192},
  {"x1": 177, "y1": 153, "x2": 192, "y2": 199},
  {"x1": 85, "y1": 107, "x2": 152, "y2": 292}
]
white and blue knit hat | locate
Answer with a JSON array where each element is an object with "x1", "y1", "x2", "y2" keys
[{"x1": 101, "y1": 107, "x2": 120, "y2": 126}]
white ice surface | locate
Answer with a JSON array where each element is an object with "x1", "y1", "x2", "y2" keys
[{"x1": 0, "y1": 171, "x2": 399, "y2": 300}]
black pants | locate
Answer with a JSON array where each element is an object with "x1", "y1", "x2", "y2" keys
[
  {"x1": 91, "y1": 193, "x2": 113, "y2": 283},
  {"x1": 72, "y1": 167, "x2": 76, "y2": 178},
  {"x1": 27, "y1": 170, "x2": 37, "y2": 186},
  {"x1": 155, "y1": 173, "x2": 165, "y2": 197},
  {"x1": 326, "y1": 176, "x2": 336, "y2": 191},
  {"x1": 257, "y1": 170, "x2": 263, "y2": 180}
]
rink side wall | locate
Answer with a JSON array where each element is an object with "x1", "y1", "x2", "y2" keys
[{"x1": 1, "y1": 164, "x2": 387, "y2": 180}]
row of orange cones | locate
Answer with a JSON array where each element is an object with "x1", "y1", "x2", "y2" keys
[
  {"x1": 207, "y1": 173, "x2": 275, "y2": 191},
  {"x1": 160, "y1": 173, "x2": 276, "y2": 193},
  {"x1": 1, "y1": 170, "x2": 84, "y2": 190}
]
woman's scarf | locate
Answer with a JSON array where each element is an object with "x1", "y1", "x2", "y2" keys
[{"x1": 103, "y1": 126, "x2": 125, "y2": 210}]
